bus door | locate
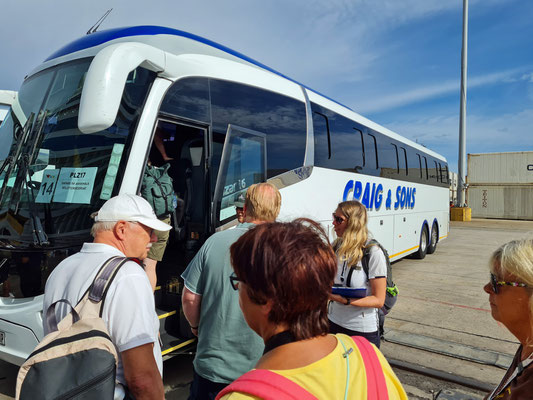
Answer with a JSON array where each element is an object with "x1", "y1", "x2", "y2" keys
[
  {"x1": 212, "y1": 124, "x2": 267, "y2": 230},
  {"x1": 148, "y1": 118, "x2": 210, "y2": 272}
]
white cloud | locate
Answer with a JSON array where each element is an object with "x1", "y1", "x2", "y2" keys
[
  {"x1": 353, "y1": 67, "x2": 529, "y2": 114},
  {"x1": 383, "y1": 108, "x2": 533, "y2": 170},
  {"x1": 521, "y1": 73, "x2": 533, "y2": 83}
]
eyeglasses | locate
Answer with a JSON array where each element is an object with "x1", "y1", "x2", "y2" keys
[
  {"x1": 490, "y1": 273, "x2": 532, "y2": 294},
  {"x1": 229, "y1": 272, "x2": 243, "y2": 291},
  {"x1": 332, "y1": 213, "x2": 346, "y2": 224}
]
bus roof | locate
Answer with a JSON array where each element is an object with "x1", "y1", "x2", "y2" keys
[
  {"x1": 42, "y1": 25, "x2": 446, "y2": 162},
  {"x1": 44, "y1": 26, "x2": 354, "y2": 111}
]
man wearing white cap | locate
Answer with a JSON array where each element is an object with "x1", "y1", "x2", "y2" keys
[{"x1": 43, "y1": 194, "x2": 171, "y2": 400}]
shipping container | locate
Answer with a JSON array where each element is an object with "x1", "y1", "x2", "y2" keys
[
  {"x1": 468, "y1": 185, "x2": 533, "y2": 220},
  {"x1": 467, "y1": 152, "x2": 533, "y2": 185}
]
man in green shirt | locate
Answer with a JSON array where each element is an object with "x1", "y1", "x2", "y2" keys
[{"x1": 181, "y1": 183, "x2": 282, "y2": 400}]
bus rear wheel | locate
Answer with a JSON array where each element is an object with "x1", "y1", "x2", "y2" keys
[
  {"x1": 413, "y1": 226, "x2": 428, "y2": 259},
  {"x1": 427, "y1": 223, "x2": 438, "y2": 254}
]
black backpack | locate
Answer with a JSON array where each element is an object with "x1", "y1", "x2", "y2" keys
[
  {"x1": 346, "y1": 239, "x2": 398, "y2": 312},
  {"x1": 16, "y1": 257, "x2": 132, "y2": 400},
  {"x1": 141, "y1": 163, "x2": 177, "y2": 218}
]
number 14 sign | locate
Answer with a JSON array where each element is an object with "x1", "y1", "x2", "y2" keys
[{"x1": 35, "y1": 170, "x2": 60, "y2": 203}]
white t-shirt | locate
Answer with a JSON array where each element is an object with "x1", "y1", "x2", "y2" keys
[
  {"x1": 43, "y1": 243, "x2": 162, "y2": 397},
  {"x1": 328, "y1": 243, "x2": 387, "y2": 332}
]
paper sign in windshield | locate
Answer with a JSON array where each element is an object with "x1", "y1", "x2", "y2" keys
[
  {"x1": 53, "y1": 167, "x2": 97, "y2": 204},
  {"x1": 35, "y1": 169, "x2": 60, "y2": 203}
]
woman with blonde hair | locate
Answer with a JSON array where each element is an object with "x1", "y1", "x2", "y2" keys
[
  {"x1": 484, "y1": 238, "x2": 533, "y2": 400},
  {"x1": 328, "y1": 200, "x2": 387, "y2": 347}
]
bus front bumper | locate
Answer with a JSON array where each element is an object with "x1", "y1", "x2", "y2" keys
[{"x1": 0, "y1": 295, "x2": 43, "y2": 366}]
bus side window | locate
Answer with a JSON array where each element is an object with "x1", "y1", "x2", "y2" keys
[
  {"x1": 400, "y1": 147, "x2": 408, "y2": 175},
  {"x1": 312, "y1": 111, "x2": 331, "y2": 163},
  {"x1": 311, "y1": 105, "x2": 364, "y2": 173},
  {"x1": 423, "y1": 156, "x2": 429, "y2": 180},
  {"x1": 209, "y1": 79, "x2": 306, "y2": 180},
  {"x1": 432, "y1": 160, "x2": 439, "y2": 181},
  {"x1": 439, "y1": 162, "x2": 448, "y2": 184},
  {"x1": 329, "y1": 115, "x2": 364, "y2": 172},
  {"x1": 357, "y1": 128, "x2": 365, "y2": 167},
  {"x1": 160, "y1": 77, "x2": 211, "y2": 123},
  {"x1": 377, "y1": 137, "x2": 397, "y2": 179},
  {"x1": 392, "y1": 144, "x2": 399, "y2": 174},
  {"x1": 415, "y1": 153, "x2": 422, "y2": 180},
  {"x1": 368, "y1": 133, "x2": 378, "y2": 170}
]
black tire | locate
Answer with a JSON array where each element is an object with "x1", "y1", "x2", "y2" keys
[
  {"x1": 427, "y1": 223, "x2": 438, "y2": 254},
  {"x1": 413, "y1": 226, "x2": 428, "y2": 259}
]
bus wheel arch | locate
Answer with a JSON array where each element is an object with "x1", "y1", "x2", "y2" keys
[
  {"x1": 427, "y1": 220, "x2": 439, "y2": 255},
  {"x1": 413, "y1": 223, "x2": 429, "y2": 259}
]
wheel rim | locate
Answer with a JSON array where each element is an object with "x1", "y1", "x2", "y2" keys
[
  {"x1": 431, "y1": 227, "x2": 438, "y2": 246},
  {"x1": 420, "y1": 229, "x2": 427, "y2": 252}
]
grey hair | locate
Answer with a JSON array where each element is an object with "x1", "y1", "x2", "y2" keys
[
  {"x1": 491, "y1": 238, "x2": 533, "y2": 286},
  {"x1": 90, "y1": 221, "x2": 118, "y2": 237},
  {"x1": 491, "y1": 238, "x2": 533, "y2": 336}
]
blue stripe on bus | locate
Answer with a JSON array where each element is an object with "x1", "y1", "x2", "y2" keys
[{"x1": 44, "y1": 25, "x2": 351, "y2": 111}]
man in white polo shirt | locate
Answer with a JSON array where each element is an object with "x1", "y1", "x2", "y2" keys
[{"x1": 43, "y1": 194, "x2": 171, "y2": 400}]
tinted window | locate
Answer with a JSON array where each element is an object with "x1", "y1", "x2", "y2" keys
[
  {"x1": 160, "y1": 77, "x2": 210, "y2": 123},
  {"x1": 313, "y1": 111, "x2": 330, "y2": 163},
  {"x1": 399, "y1": 147, "x2": 407, "y2": 175},
  {"x1": 379, "y1": 139, "x2": 399, "y2": 179},
  {"x1": 311, "y1": 104, "x2": 365, "y2": 172},
  {"x1": 210, "y1": 80, "x2": 306, "y2": 179},
  {"x1": 429, "y1": 160, "x2": 439, "y2": 181},
  {"x1": 363, "y1": 133, "x2": 378, "y2": 173},
  {"x1": 415, "y1": 153, "x2": 423, "y2": 179}
]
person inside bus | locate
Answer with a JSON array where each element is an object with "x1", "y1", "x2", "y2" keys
[
  {"x1": 154, "y1": 127, "x2": 173, "y2": 162},
  {"x1": 217, "y1": 219, "x2": 407, "y2": 399},
  {"x1": 328, "y1": 200, "x2": 387, "y2": 348},
  {"x1": 43, "y1": 194, "x2": 169, "y2": 400},
  {"x1": 484, "y1": 238, "x2": 533, "y2": 400},
  {"x1": 234, "y1": 192, "x2": 246, "y2": 223}
]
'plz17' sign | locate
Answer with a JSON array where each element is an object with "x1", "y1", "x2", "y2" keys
[{"x1": 343, "y1": 180, "x2": 416, "y2": 211}]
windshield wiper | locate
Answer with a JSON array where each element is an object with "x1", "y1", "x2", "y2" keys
[
  {"x1": 12, "y1": 111, "x2": 50, "y2": 246},
  {"x1": 0, "y1": 112, "x2": 35, "y2": 203}
]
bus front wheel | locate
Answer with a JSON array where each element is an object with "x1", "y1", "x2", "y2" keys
[
  {"x1": 414, "y1": 226, "x2": 428, "y2": 259},
  {"x1": 427, "y1": 223, "x2": 438, "y2": 254}
]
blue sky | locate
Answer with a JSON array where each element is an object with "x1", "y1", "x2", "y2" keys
[{"x1": 1, "y1": 0, "x2": 532, "y2": 172}]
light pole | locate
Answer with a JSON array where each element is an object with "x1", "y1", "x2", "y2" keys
[{"x1": 457, "y1": 0, "x2": 468, "y2": 207}]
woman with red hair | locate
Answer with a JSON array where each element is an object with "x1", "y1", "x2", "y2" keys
[{"x1": 216, "y1": 219, "x2": 406, "y2": 400}]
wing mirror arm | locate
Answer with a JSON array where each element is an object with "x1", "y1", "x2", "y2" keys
[{"x1": 78, "y1": 42, "x2": 166, "y2": 134}]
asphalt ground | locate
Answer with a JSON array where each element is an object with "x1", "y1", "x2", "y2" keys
[{"x1": 1, "y1": 218, "x2": 532, "y2": 399}]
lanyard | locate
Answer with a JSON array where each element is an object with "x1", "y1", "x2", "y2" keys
[{"x1": 340, "y1": 261, "x2": 347, "y2": 284}]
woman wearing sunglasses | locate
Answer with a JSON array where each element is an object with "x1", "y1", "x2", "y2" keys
[
  {"x1": 484, "y1": 238, "x2": 533, "y2": 400},
  {"x1": 328, "y1": 200, "x2": 387, "y2": 348},
  {"x1": 217, "y1": 219, "x2": 406, "y2": 400}
]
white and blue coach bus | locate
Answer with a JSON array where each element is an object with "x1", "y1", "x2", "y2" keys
[{"x1": 0, "y1": 26, "x2": 449, "y2": 365}]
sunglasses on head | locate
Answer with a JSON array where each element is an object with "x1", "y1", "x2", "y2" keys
[
  {"x1": 332, "y1": 213, "x2": 346, "y2": 224},
  {"x1": 490, "y1": 273, "x2": 532, "y2": 294}
]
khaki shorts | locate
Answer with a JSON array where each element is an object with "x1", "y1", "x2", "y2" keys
[{"x1": 147, "y1": 216, "x2": 171, "y2": 261}]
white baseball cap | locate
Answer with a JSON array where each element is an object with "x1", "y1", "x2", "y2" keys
[{"x1": 92, "y1": 193, "x2": 172, "y2": 231}]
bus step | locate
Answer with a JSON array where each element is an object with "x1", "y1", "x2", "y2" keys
[{"x1": 160, "y1": 332, "x2": 196, "y2": 360}]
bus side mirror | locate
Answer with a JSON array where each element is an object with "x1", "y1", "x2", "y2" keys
[{"x1": 78, "y1": 42, "x2": 166, "y2": 134}]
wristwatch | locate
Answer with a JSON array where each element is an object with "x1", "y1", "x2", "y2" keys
[{"x1": 344, "y1": 297, "x2": 350, "y2": 305}]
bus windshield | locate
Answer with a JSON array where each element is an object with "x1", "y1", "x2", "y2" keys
[{"x1": 0, "y1": 58, "x2": 155, "y2": 248}]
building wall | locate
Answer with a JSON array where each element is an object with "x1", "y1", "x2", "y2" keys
[
  {"x1": 467, "y1": 152, "x2": 533, "y2": 220},
  {"x1": 468, "y1": 152, "x2": 533, "y2": 184}
]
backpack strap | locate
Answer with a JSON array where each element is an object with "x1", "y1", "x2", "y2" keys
[
  {"x1": 351, "y1": 336, "x2": 389, "y2": 399},
  {"x1": 215, "y1": 369, "x2": 318, "y2": 400},
  {"x1": 88, "y1": 256, "x2": 138, "y2": 317}
]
